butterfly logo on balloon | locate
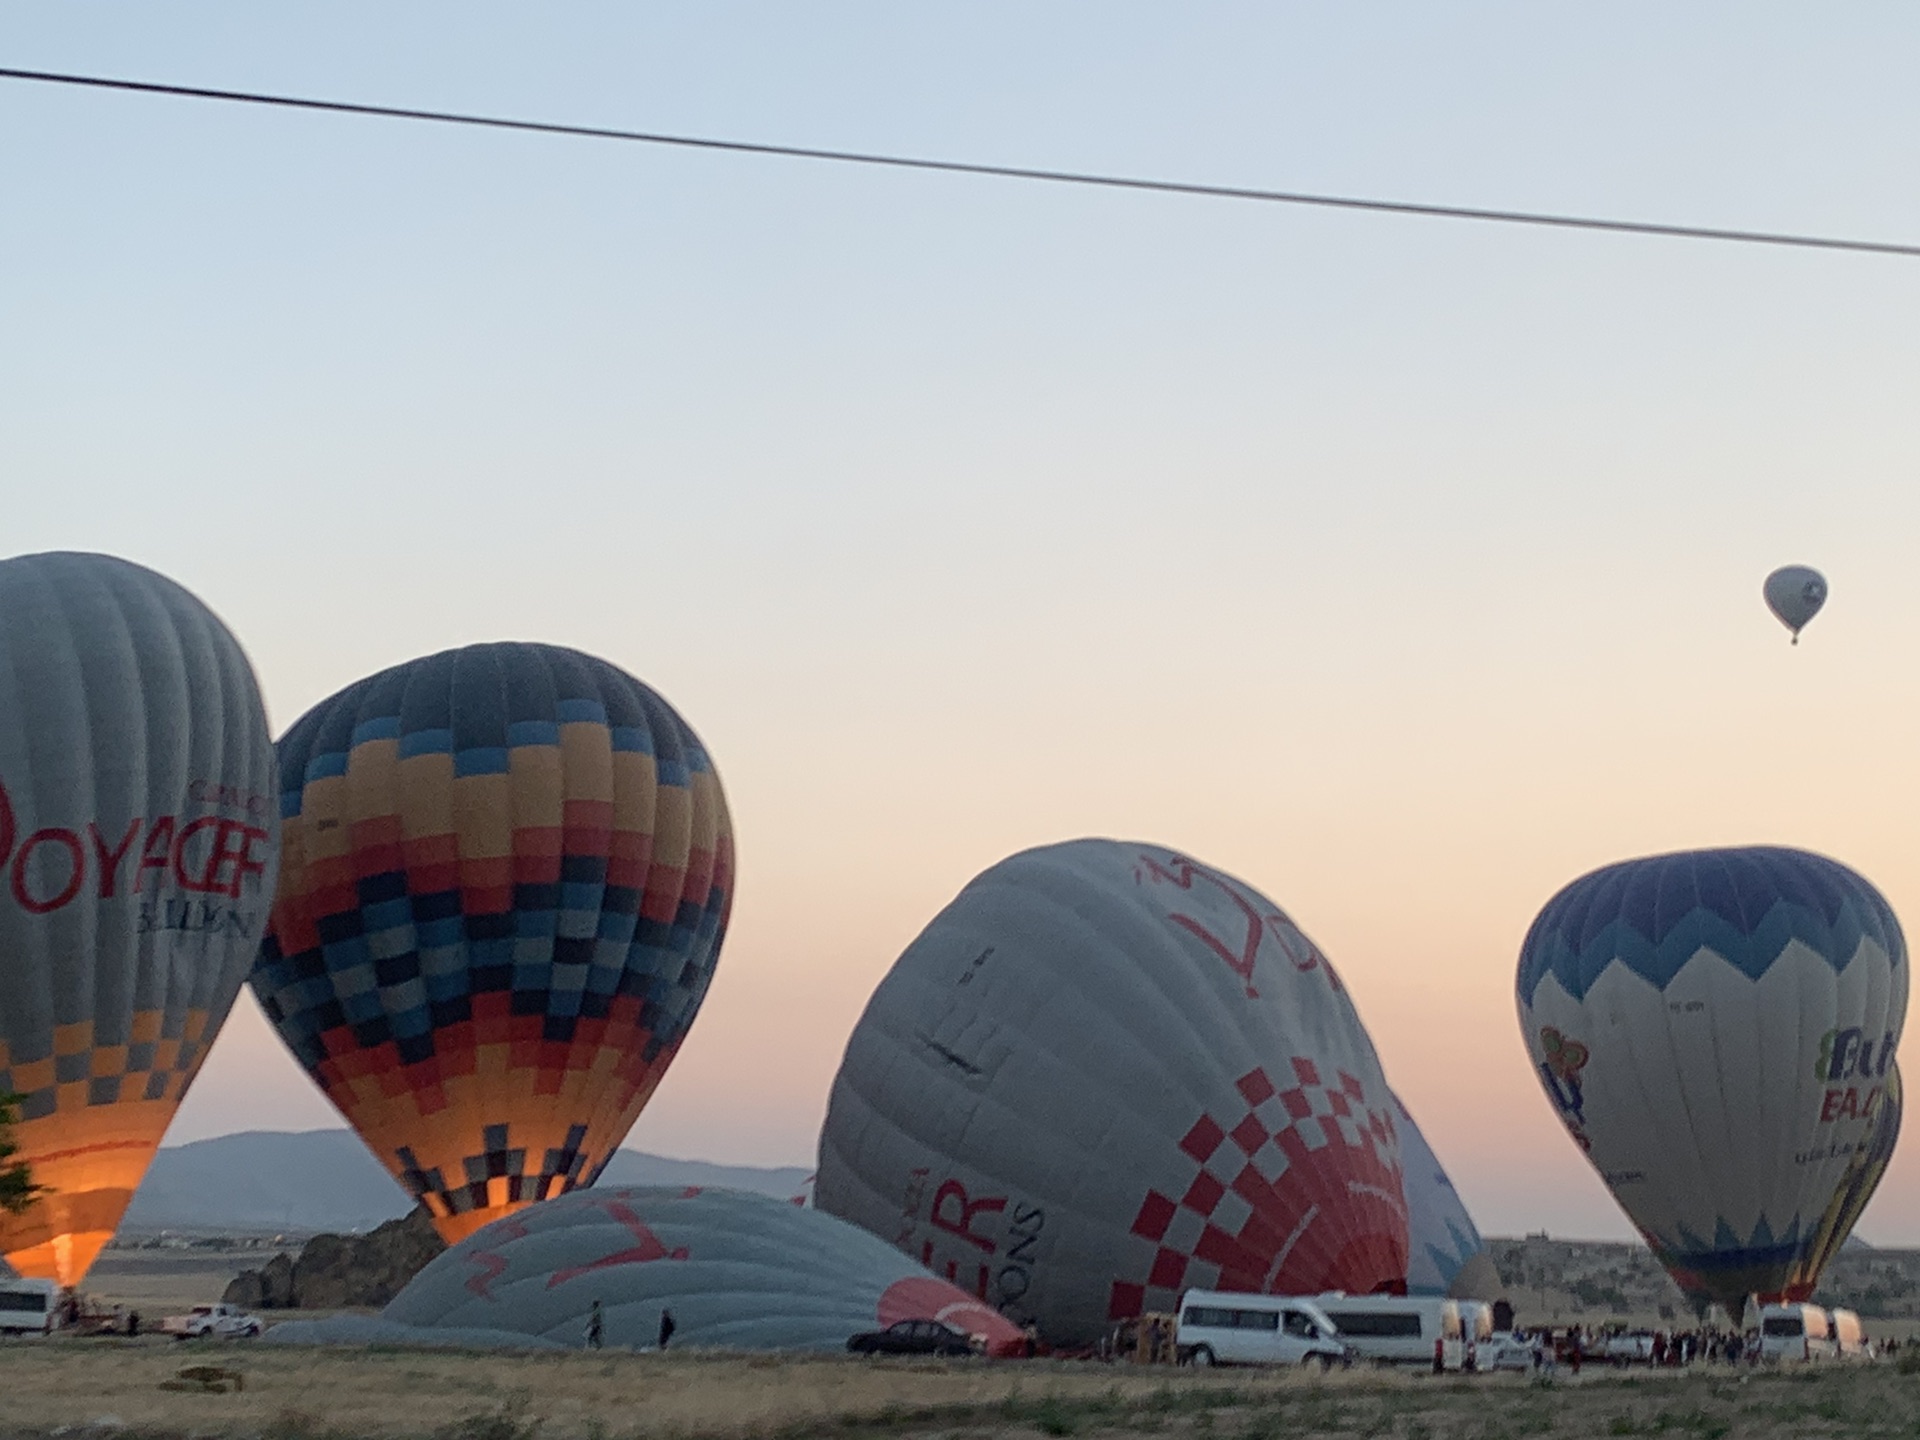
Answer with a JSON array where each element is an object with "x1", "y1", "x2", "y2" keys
[{"x1": 1537, "y1": 1026, "x2": 1592, "y2": 1148}]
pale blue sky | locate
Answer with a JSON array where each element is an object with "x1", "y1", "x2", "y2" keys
[{"x1": 6, "y1": 5, "x2": 1920, "y2": 1241}]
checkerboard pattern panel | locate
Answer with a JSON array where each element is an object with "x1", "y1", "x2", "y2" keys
[
  {"x1": 1111, "y1": 1057, "x2": 1408, "y2": 1320},
  {"x1": 0, "y1": 1009, "x2": 214, "y2": 1120}
]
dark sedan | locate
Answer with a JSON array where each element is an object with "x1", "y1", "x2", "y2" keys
[{"x1": 846, "y1": 1319, "x2": 978, "y2": 1357}]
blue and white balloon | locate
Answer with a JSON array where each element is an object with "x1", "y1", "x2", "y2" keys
[{"x1": 1517, "y1": 846, "x2": 1905, "y2": 1318}]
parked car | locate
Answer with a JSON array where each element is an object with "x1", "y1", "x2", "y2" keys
[
  {"x1": 1174, "y1": 1291, "x2": 1351, "y2": 1369},
  {"x1": 1603, "y1": 1332, "x2": 1656, "y2": 1366},
  {"x1": 167, "y1": 1304, "x2": 264, "y2": 1340},
  {"x1": 847, "y1": 1319, "x2": 977, "y2": 1357},
  {"x1": 1475, "y1": 1332, "x2": 1537, "y2": 1372}
]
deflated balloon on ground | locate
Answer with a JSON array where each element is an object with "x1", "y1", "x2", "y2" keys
[{"x1": 377, "y1": 1184, "x2": 1026, "y2": 1353}]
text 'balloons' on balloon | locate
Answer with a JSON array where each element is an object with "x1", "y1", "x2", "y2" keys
[
  {"x1": 1516, "y1": 846, "x2": 1906, "y2": 1320},
  {"x1": 0, "y1": 553, "x2": 279, "y2": 1286},
  {"x1": 380, "y1": 1185, "x2": 1027, "y2": 1353},
  {"x1": 1764, "y1": 566, "x2": 1828, "y2": 644},
  {"x1": 1392, "y1": 1092, "x2": 1500, "y2": 1301},
  {"x1": 816, "y1": 839, "x2": 1409, "y2": 1347},
  {"x1": 251, "y1": 643, "x2": 734, "y2": 1245}
]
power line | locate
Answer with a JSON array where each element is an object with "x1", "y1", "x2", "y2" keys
[{"x1": 5, "y1": 63, "x2": 1919, "y2": 261}]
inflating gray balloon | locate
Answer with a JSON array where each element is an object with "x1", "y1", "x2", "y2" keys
[
  {"x1": 816, "y1": 839, "x2": 1409, "y2": 1347},
  {"x1": 1764, "y1": 565, "x2": 1828, "y2": 644}
]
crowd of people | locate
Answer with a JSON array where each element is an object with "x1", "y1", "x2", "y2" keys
[{"x1": 1506, "y1": 1325, "x2": 1898, "y2": 1371}]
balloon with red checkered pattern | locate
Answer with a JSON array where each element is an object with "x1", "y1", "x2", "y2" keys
[{"x1": 815, "y1": 839, "x2": 1410, "y2": 1346}]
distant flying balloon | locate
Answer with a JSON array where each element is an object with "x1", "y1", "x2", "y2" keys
[
  {"x1": 380, "y1": 1185, "x2": 1028, "y2": 1353},
  {"x1": 1517, "y1": 846, "x2": 1906, "y2": 1320},
  {"x1": 1764, "y1": 565, "x2": 1828, "y2": 644},
  {"x1": 251, "y1": 643, "x2": 733, "y2": 1244},
  {"x1": 817, "y1": 839, "x2": 1409, "y2": 1346},
  {"x1": 0, "y1": 553, "x2": 277, "y2": 1287}
]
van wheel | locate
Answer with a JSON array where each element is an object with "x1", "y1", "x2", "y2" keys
[
  {"x1": 1187, "y1": 1346, "x2": 1215, "y2": 1368},
  {"x1": 1305, "y1": 1354, "x2": 1334, "y2": 1372}
]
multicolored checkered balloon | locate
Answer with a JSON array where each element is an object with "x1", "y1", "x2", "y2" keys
[{"x1": 252, "y1": 643, "x2": 733, "y2": 1243}]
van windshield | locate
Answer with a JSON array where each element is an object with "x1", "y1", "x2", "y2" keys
[
  {"x1": 1762, "y1": 1318, "x2": 1804, "y2": 1337},
  {"x1": 0, "y1": 1290, "x2": 49, "y2": 1314}
]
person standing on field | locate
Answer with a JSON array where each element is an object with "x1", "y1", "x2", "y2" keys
[
  {"x1": 658, "y1": 1308, "x2": 676, "y2": 1350},
  {"x1": 586, "y1": 1299, "x2": 604, "y2": 1350}
]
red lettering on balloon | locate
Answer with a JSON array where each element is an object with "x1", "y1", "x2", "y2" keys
[
  {"x1": 929, "y1": 1179, "x2": 1006, "y2": 1255},
  {"x1": 11, "y1": 827, "x2": 85, "y2": 914},
  {"x1": 0, "y1": 777, "x2": 14, "y2": 869},
  {"x1": 138, "y1": 816, "x2": 176, "y2": 889},
  {"x1": 89, "y1": 818, "x2": 141, "y2": 899},
  {"x1": 1137, "y1": 854, "x2": 1264, "y2": 998},
  {"x1": 545, "y1": 1200, "x2": 689, "y2": 1288}
]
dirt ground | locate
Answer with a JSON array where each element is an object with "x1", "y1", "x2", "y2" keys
[
  {"x1": 82, "y1": 1247, "x2": 288, "y2": 1318},
  {"x1": 1, "y1": 1343, "x2": 1917, "y2": 1440}
]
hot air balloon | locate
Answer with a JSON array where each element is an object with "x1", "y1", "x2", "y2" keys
[
  {"x1": 1764, "y1": 566, "x2": 1827, "y2": 644},
  {"x1": 1516, "y1": 846, "x2": 1905, "y2": 1320},
  {"x1": 815, "y1": 839, "x2": 1409, "y2": 1346},
  {"x1": 251, "y1": 643, "x2": 732, "y2": 1244},
  {"x1": 0, "y1": 552, "x2": 277, "y2": 1286},
  {"x1": 368, "y1": 1185, "x2": 1027, "y2": 1353},
  {"x1": 1392, "y1": 1093, "x2": 1500, "y2": 1300}
]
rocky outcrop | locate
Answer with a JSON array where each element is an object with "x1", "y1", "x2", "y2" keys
[{"x1": 223, "y1": 1206, "x2": 445, "y2": 1309}]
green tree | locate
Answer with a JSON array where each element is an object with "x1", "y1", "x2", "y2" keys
[{"x1": 0, "y1": 1091, "x2": 39, "y2": 1215}]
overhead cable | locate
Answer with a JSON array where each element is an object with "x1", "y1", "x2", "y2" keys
[{"x1": 4, "y1": 64, "x2": 1918, "y2": 260}]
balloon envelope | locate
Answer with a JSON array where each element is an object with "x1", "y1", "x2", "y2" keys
[
  {"x1": 1516, "y1": 846, "x2": 1905, "y2": 1316},
  {"x1": 382, "y1": 1185, "x2": 1027, "y2": 1353},
  {"x1": 1392, "y1": 1093, "x2": 1499, "y2": 1300},
  {"x1": 1763, "y1": 565, "x2": 1827, "y2": 640},
  {"x1": 0, "y1": 553, "x2": 277, "y2": 1285},
  {"x1": 252, "y1": 643, "x2": 732, "y2": 1244},
  {"x1": 817, "y1": 839, "x2": 1409, "y2": 1346}
]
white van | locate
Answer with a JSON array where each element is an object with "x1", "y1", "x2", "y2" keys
[
  {"x1": 1758, "y1": 1303, "x2": 1834, "y2": 1362},
  {"x1": 0, "y1": 1278, "x2": 57, "y2": 1335},
  {"x1": 1175, "y1": 1291, "x2": 1350, "y2": 1369},
  {"x1": 1826, "y1": 1309, "x2": 1868, "y2": 1359},
  {"x1": 1311, "y1": 1294, "x2": 1468, "y2": 1368}
]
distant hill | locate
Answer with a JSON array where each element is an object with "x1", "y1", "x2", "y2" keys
[{"x1": 121, "y1": 1130, "x2": 812, "y2": 1235}]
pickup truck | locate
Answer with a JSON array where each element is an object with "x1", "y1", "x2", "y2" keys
[{"x1": 165, "y1": 1304, "x2": 264, "y2": 1340}]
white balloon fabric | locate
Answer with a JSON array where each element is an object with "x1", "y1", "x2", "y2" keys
[
  {"x1": 816, "y1": 839, "x2": 1409, "y2": 1346},
  {"x1": 1763, "y1": 565, "x2": 1828, "y2": 644},
  {"x1": 1517, "y1": 846, "x2": 1905, "y2": 1317},
  {"x1": 1392, "y1": 1093, "x2": 1498, "y2": 1300},
  {"x1": 382, "y1": 1185, "x2": 1026, "y2": 1353},
  {"x1": 0, "y1": 553, "x2": 277, "y2": 1286}
]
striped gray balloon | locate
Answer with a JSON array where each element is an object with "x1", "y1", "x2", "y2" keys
[{"x1": 0, "y1": 552, "x2": 276, "y2": 1286}]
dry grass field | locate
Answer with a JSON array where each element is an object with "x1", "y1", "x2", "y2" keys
[{"x1": 2, "y1": 1343, "x2": 1918, "y2": 1440}]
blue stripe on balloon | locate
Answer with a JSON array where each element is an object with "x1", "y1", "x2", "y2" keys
[
  {"x1": 506, "y1": 720, "x2": 561, "y2": 748},
  {"x1": 351, "y1": 715, "x2": 403, "y2": 746},
  {"x1": 304, "y1": 750, "x2": 349, "y2": 784},
  {"x1": 454, "y1": 746, "x2": 510, "y2": 777},
  {"x1": 398, "y1": 727, "x2": 454, "y2": 759},
  {"x1": 556, "y1": 698, "x2": 608, "y2": 725},
  {"x1": 609, "y1": 725, "x2": 654, "y2": 754}
]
